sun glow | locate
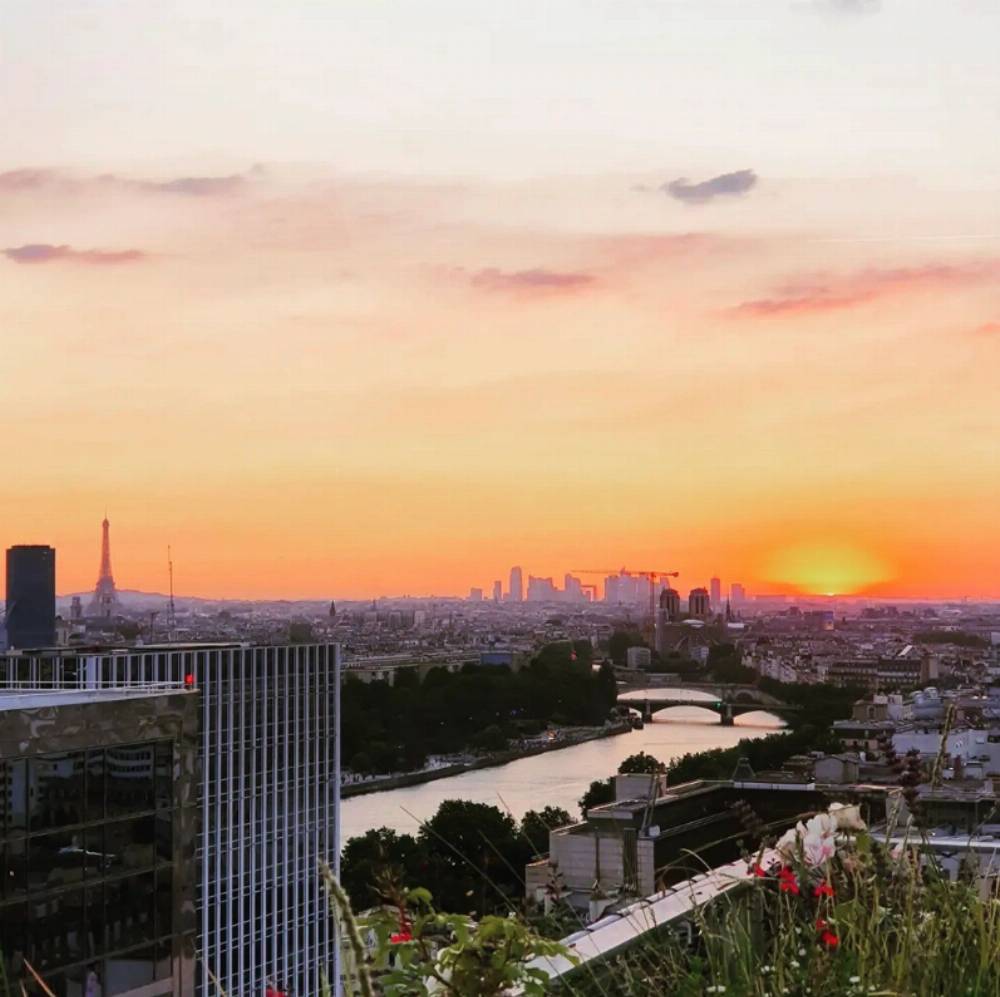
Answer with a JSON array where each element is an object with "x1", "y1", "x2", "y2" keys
[{"x1": 762, "y1": 542, "x2": 893, "y2": 596}]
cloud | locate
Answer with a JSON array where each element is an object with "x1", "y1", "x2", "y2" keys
[
  {"x1": 0, "y1": 167, "x2": 248, "y2": 197},
  {"x1": 975, "y1": 321, "x2": 1000, "y2": 336},
  {"x1": 137, "y1": 174, "x2": 246, "y2": 196},
  {"x1": 733, "y1": 261, "x2": 1000, "y2": 317},
  {"x1": 663, "y1": 169, "x2": 758, "y2": 204},
  {"x1": 0, "y1": 169, "x2": 59, "y2": 191},
  {"x1": 470, "y1": 268, "x2": 596, "y2": 293},
  {"x1": 823, "y1": 0, "x2": 880, "y2": 12},
  {"x1": 3, "y1": 244, "x2": 146, "y2": 265}
]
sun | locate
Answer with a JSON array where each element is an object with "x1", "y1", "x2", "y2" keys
[{"x1": 762, "y1": 541, "x2": 893, "y2": 596}]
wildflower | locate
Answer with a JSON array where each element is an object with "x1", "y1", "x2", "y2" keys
[
  {"x1": 749, "y1": 863, "x2": 768, "y2": 878},
  {"x1": 779, "y1": 866, "x2": 800, "y2": 894},
  {"x1": 805, "y1": 812, "x2": 838, "y2": 837},
  {"x1": 815, "y1": 918, "x2": 828, "y2": 930},
  {"x1": 390, "y1": 930, "x2": 413, "y2": 943},
  {"x1": 802, "y1": 826, "x2": 836, "y2": 867},
  {"x1": 849, "y1": 977, "x2": 860, "y2": 984},
  {"x1": 820, "y1": 930, "x2": 839, "y2": 948},
  {"x1": 798, "y1": 948, "x2": 806, "y2": 956},
  {"x1": 829, "y1": 802, "x2": 866, "y2": 831},
  {"x1": 706, "y1": 987, "x2": 726, "y2": 994},
  {"x1": 813, "y1": 881, "x2": 835, "y2": 898},
  {"x1": 776, "y1": 827, "x2": 799, "y2": 860}
]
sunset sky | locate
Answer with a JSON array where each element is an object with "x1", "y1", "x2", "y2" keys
[{"x1": 2, "y1": 0, "x2": 999, "y2": 600}]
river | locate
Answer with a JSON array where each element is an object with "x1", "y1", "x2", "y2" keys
[{"x1": 340, "y1": 689, "x2": 785, "y2": 843}]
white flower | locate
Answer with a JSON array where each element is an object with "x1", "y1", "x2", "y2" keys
[
  {"x1": 802, "y1": 828, "x2": 836, "y2": 867},
  {"x1": 805, "y1": 812, "x2": 838, "y2": 838},
  {"x1": 850, "y1": 977, "x2": 861, "y2": 984},
  {"x1": 829, "y1": 802, "x2": 866, "y2": 831},
  {"x1": 776, "y1": 827, "x2": 799, "y2": 860}
]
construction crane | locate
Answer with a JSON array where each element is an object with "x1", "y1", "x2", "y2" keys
[{"x1": 572, "y1": 568, "x2": 680, "y2": 622}]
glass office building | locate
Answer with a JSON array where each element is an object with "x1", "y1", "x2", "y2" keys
[
  {"x1": 0, "y1": 687, "x2": 199, "y2": 996},
  {"x1": 1, "y1": 643, "x2": 341, "y2": 997}
]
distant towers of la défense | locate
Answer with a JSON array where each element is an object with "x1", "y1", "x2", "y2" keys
[
  {"x1": 509, "y1": 566, "x2": 524, "y2": 603},
  {"x1": 710, "y1": 576, "x2": 722, "y2": 610},
  {"x1": 88, "y1": 516, "x2": 119, "y2": 618}
]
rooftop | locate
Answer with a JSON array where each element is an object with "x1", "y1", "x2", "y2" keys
[{"x1": 0, "y1": 685, "x2": 194, "y2": 711}]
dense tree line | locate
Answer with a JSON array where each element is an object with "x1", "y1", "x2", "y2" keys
[
  {"x1": 340, "y1": 801, "x2": 573, "y2": 916},
  {"x1": 342, "y1": 641, "x2": 617, "y2": 774}
]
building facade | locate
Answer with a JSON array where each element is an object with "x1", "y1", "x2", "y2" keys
[
  {"x1": 0, "y1": 643, "x2": 341, "y2": 997},
  {"x1": 0, "y1": 686, "x2": 199, "y2": 996}
]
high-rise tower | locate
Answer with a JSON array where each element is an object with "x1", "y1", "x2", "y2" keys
[
  {"x1": 4, "y1": 545, "x2": 56, "y2": 648},
  {"x1": 509, "y1": 565, "x2": 524, "y2": 603},
  {"x1": 89, "y1": 516, "x2": 119, "y2": 617}
]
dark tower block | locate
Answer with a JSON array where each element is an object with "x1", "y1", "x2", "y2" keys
[{"x1": 5, "y1": 545, "x2": 56, "y2": 648}]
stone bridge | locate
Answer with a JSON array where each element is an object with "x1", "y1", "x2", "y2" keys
[{"x1": 616, "y1": 683, "x2": 799, "y2": 726}]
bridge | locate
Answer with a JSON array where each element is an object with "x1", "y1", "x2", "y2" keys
[{"x1": 616, "y1": 683, "x2": 799, "y2": 726}]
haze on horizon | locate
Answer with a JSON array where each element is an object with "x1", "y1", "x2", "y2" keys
[{"x1": 2, "y1": 0, "x2": 999, "y2": 602}]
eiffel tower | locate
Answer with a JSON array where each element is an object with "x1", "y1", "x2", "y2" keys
[{"x1": 88, "y1": 516, "x2": 119, "y2": 618}]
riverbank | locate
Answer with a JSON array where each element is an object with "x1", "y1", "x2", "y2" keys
[{"x1": 342, "y1": 720, "x2": 633, "y2": 798}]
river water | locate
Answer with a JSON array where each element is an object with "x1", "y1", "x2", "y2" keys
[{"x1": 340, "y1": 689, "x2": 784, "y2": 843}]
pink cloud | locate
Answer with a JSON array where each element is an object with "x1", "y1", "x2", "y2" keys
[
  {"x1": 733, "y1": 261, "x2": 1000, "y2": 318},
  {"x1": 4, "y1": 244, "x2": 146, "y2": 265},
  {"x1": 0, "y1": 167, "x2": 249, "y2": 197},
  {"x1": 471, "y1": 268, "x2": 596, "y2": 293}
]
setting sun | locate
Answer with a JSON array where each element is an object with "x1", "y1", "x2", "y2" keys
[{"x1": 762, "y1": 542, "x2": 893, "y2": 597}]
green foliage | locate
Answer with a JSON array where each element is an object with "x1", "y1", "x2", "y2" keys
[
  {"x1": 340, "y1": 827, "x2": 427, "y2": 911},
  {"x1": 706, "y1": 643, "x2": 756, "y2": 683},
  {"x1": 578, "y1": 777, "x2": 614, "y2": 816},
  {"x1": 341, "y1": 642, "x2": 616, "y2": 775},
  {"x1": 470, "y1": 724, "x2": 508, "y2": 753},
  {"x1": 618, "y1": 751, "x2": 666, "y2": 774},
  {"x1": 608, "y1": 630, "x2": 647, "y2": 666},
  {"x1": 418, "y1": 800, "x2": 525, "y2": 915},
  {"x1": 369, "y1": 888, "x2": 575, "y2": 997},
  {"x1": 520, "y1": 806, "x2": 573, "y2": 855},
  {"x1": 562, "y1": 827, "x2": 1000, "y2": 996}
]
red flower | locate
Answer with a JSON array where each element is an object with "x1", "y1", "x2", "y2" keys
[
  {"x1": 815, "y1": 917, "x2": 828, "y2": 930},
  {"x1": 748, "y1": 864, "x2": 767, "y2": 878},
  {"x1": 820, "y1": 930, "x2": 840, "y2": 948},
  {"x1": 813, "y1": 881, "x2": 835, "y2": 898},
  {"x1": 778, "y1": 866, "x2": 800, "y2": 894},
  {"x1": 390, "y1": 931, "x2": 413, "y2": 944}
]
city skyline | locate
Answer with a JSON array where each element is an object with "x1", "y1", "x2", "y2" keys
[{"x1": 4, "y1": 1, "x2": 1000, "y2": 600}]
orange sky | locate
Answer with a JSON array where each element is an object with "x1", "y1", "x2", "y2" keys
[{"x1": 2, "y1": 3, "x2": 999, "y2": 601}]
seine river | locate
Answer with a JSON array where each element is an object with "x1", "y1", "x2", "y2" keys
[{"x1": 340, "y1": 690, "x2": 784, "y2": 843}]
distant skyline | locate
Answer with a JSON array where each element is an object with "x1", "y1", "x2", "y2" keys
[{"x1": 3, "y1": 1, "x2": 1000, "y2": 600}]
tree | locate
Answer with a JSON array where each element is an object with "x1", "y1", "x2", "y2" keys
[
  {"x1": 707, "y1": 643, "x2": 756, "y2": 683},
  {"x1": 578, "y1": 778, "x2": 614, "y2": 817},
  {"x1": 618, "y1": 751, "x2": 666, "y2": 774},
  {"x1": 471, "y1": 724, "x2": 508, "y2": 753},
  {"x1": 340, "y1": 827, "x2": 427, "y2": 911},
  {"x1": 520, "y1": 806, "x2": 573, "y2": 856},
  {"x1": 419, "y1": 800, "x2": 524, "y2": 915},
  {"x1": 609, "y1": 630, "x2": 646, "y2": 667}
]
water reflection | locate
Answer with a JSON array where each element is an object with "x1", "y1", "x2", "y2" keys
[{"x1": 340, "y1": 709, "x2": 784, "y2": 842}]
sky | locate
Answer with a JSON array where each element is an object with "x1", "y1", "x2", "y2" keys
[{"x1": 2, "y1": 0, "x2": 1000, "y2": 600}]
